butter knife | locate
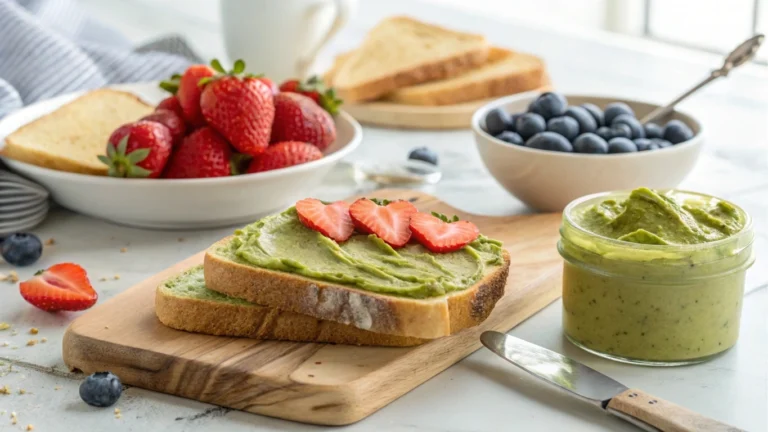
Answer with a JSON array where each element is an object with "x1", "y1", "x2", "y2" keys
[{"x1": 480, "y1": 331, "x2": 743, "y2": 432}]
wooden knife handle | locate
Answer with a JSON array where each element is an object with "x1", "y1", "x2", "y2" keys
[{"x1": 606, "y1": 389, "x2": 744, "y2": 432}]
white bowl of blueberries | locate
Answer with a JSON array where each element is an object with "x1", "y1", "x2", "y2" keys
[{"x1": 472, "y1": 91, "x2": 703, "y2": 211}]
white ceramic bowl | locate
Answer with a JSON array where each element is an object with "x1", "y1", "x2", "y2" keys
[
  {"x1": 0, "y1": 83, "x2": 363, "y2": 229},
  {"x1": 472, "y1": 92, "x2": 704, "y2": 212}
]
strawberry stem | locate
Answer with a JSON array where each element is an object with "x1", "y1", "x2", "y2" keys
[
  {"x1": 431, "y1": 212, "x2": 460, "y2": 223},
  {"x1": 370, "y1": 198, "x2": 392, "y2": 206}
]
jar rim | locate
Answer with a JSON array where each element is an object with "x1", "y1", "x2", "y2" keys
[{"x1": 563, "y1": 189, "x2": 754, "y2": 251}]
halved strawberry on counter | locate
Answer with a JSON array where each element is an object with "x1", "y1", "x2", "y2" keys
[
  {"x1": 20, "y1": 263, "x2": 98, "y2": 312},
  {"x1": 296, "y1": 198, "x2": 354, "y2": 242},
  {"x1": 164, "y1": 127, "x2": 233, "y2": 178},
  {"x1": 410, "y1": 212, "x2": 480, "y2": 253},
  {"x1": 200, "y1": 59, "x2": 275, "y2": 156},
  {"x1": 349, "y1": 198, "x2": 418, "y2": 248},
  {"x1": 271, "y1": 92, "x2": 336, "y2": 151},
  {"x1": 246, "y1": 141, "x2": 323, "y2": 173},
  {"x1": 279, "y1": 76, "x2": 342, "y2": 115},
  {"x1": 100, "y1": 120, "x2": 173, "y2": 178}
]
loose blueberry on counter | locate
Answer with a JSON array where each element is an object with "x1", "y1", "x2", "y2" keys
[
  {"x1": 529, "y1": 92, "x2": 567, "y2": 120},
  {"x1": 603, "y1": 102, "x2": 635, "y2": 126},
  {"x1": 546, "y1": 116, "x2": 580, "y2": 141},
  {"x1": 564, "y1": 106, "x2": 597, "y2": 134},
  {"x1": 80, "y1": 372, "x2": 122, "y2": 407},
  {"x1": 580, "y1": 103, "x2": 605, "y2": 127},
  {"x1": 573, "y1": 133, "x2": 608, "y2": 154},
  {"x1": 408, "y1": 147, "x2": 438, "y2": 165},
  {"x1": 663, "y1": 119, "x2": 694, "y2": 144},
  {"x1": 609, "y1": 123, "x2": 632, "y2": 139},
  {"x1": 595, "y1": 126, "x2": 613, "y2": 141},
  {"x1": 644, "y1": 122, "x2": 663, "y2": 139},
  {"x1": 633, "y1": 138, "x2": 658, "y2": 151},
  {"x1": 515, "y1": 112, "x2": 547, "y2": 140},
  {"x1": 608, "y1": 137, "x2": 638, "y2": 153},
  {"x1": 1, "y1": 233, "x2": 42, "y2": 267},
  {"x1": 526, "y1": 131, "x2": 573, "y2": 152},
  {"x1": 484, "y1": 108, "x2": 513, "y2": 136},
  {"x1": 651, "y1": 138, "x2": 673, "y2": 148},
  {"x1": 496, "y1": 131, "x2": 524, "y2": 146},
  {"x1": 611, "y1": 114, "x2": 644, "y2": 139}
]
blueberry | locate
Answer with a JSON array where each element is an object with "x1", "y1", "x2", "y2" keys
[
  {"x1": 633, "y1": 138, "x2": 658, "y2": 151},
  {"x1": 595, "y1": 126, "x2": 613, "y2": 141},
  {"x1": 80, "y1": 372, "x2": 122, "y2": 407},
  {"x1": 581, "y1": 103, "x2": 605, "y2": 127},
  {"x1": 564, "y1": 106, "x2": 597, "y2": 134},
  {"x1": 526, "y1": 132, "x2": 573, "y2": 152},
  {"x1": 515, "y1": 113, "x2": 546, "y2": 140},
  {"x1": 608, "y1": 137, "x2": 637, "y2": 153},
  {"x1": 1, "y1": 233, "x2": 42, "y2": 267},
  {"x1": 529, "y1": 92, "x2": 567, "y2": 120},
  {"x1": 603, "y1": 102, "x2": 635, "y2": 126},
  {"x1": 484, "y1": 108, "x2": 513, "y2": 136},
  {"x1": 546, "y1": 116, "x2": 580, "y2": 141},
  {"x1": 496, "y1": 131, "x2": 524, "y2": 146},
  {"x1": 610, "y1": 124, "x2": 632, "y2": 139},
  {"x1": 611, "y1": 114, "x2": 644, "y2": 139},
  {"x1": 651, "y1": 138, "x2": 673, "y2": 148},
  {"x1": 663, "y1": 119, "x2": 694, "y2": 144},
  {"x1": 408, "y1": 147, "x2": 438, "y2": 165},
  {"x1": 644, "y1": 122, "x2": 663, "y2": 139},
  {"x1": 573, "y1": 133, "x2": 608, "y2": 154}
]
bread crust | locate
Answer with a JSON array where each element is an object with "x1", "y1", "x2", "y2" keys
[
  {"x1": 203, "y1": 239, "x2": 510, "y2": 339},
  {"x1": 155, "y1": 283, "x2": 427, "y2": 347}
]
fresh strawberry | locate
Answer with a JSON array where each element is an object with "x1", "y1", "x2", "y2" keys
[
  {"x1": 256, "y1": 76, "x2": 279, "y2": 95},
  {"x1": 19, "y1": 263, "x2": 97, "y2": 312},
  {"x1": 271, "y1": 92, "x2": 336, "y2": 151},
  {"x1": 279, "y1": 76, "x2": 342, "y2": 115},
  {"x1": 100, "y1": 121, "x2": 173, "y2": 178},
  {"x1": 163, "y1": 127, "x2": 233, "y2": 178},
  {"x1": 296, "y1": 198, "x2": 354, "y2": 242},
  {"x1": 409, "y1": 212, "x2": 480, "y2": 253},
  {"x1": 178, "y1": 64, "x2": 215, "y2": 127},
  {"x1": 199, "y1": 59, "x2": 275, "y2": 156},
  {"x1": 246, "y1": 141, "x2": 323, "y2": 173},
  {"x1": 349, "y1": 198, "x2": 418, "y2": 248},
  {"x1": 156, "y1": 96, "x2": 184, "y2": 119},
  {"x1": 140, "y1": 109, "x2": 186, "y2": 146}
]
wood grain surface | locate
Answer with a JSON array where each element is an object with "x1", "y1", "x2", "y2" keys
[
  {"x1": 62, "y1": 189, "x2": 564, "y2": 426},
  {"x1": 606, "y1": 389, "x2": 744, "y2": 432}
]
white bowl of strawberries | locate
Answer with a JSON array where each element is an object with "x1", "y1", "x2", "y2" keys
[{"x1": 2, "y1": 61, "x2": 362, "y2": 229}]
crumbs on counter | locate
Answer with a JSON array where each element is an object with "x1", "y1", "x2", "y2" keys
[
  {"x1": 120, "y1": 248, "x2": 127, "y2": 253},
  {"x1": 54, "y1": 386, "x2": 62, "y2": 391},
  {"x1": 18, "y1": 389, "x2": 25, "y2": 395},
  {"x1": 45, "y1": 237, "x2": 55, "y2": 246},
  {"x1": 0, "y1": 271, "x2": 19, "y2": 283},
  {"x1": 1, "y1": 342, "x2": 8, "y2": 347},
  {"x1": 29, "y1": 328, "x2": 38, "y2": 335},
  {"x1": 40, "y1": 338, "x2": 47, "y2": 344},
  {"x1": 114, "y1": 408, "x2": 122, "y2": 419},
  {"x1": 0, "y1": 323, "x2": 9, "y2": 331},
  {"x1": 99, "y1": 277, "x2": 108, "y2": 282},
  {"x1": 178, "y1": 237, "x2": 185, "y2": 242},
  {"x1": 113, "y1": 274, "x2": 120, "y2": 280},
  {"x1": 26, "y1": 340, "x2": 37, "y2": 347},
  {"x1": 10, "y1": 411, "x2": 17, "y2": 425},
  {"x1": 0, "y1": 385, "x2": 10, "y2": 395},
  {"x1": 26, "y1": 424, "x2": 33, "y2": 431}
]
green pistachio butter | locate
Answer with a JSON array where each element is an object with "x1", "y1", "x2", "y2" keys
[{"x1": 216, "y1": 207, "x2": 504, "y2": 299}]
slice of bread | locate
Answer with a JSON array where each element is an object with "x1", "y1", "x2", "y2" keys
[
  {"x1": 156, "y1": 265, "x2": 427, "y2": 347},
  {"x1": 385, "y1": 48, "x2": 547, "y2": 106},
  {"x1": 331, "y1": 16, "x2": 490, "y2": 103},
  {"x1": 2, "y1": 89, "x2": 153, "y2": 175},
  {"x1": 204, "y1": 238, "x2": 510, "y2": 340}
]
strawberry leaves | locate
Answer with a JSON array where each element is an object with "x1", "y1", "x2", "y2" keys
[
  {"x1": 98, "y1": 136, "x2": 153, "y2": 178},
  {"x1": 431, "y1": 212, "x2": 460, "y2": 223},
  {"x1": 159, "y1": 73, "x2": 181, "y2": 95}
]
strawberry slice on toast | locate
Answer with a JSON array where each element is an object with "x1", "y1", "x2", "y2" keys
[
  {"x1": 296, "y1": 198, "x2": 354, "y2": 242},
  {"x1": 409, "y1": 212, "x2": 480, "y2": 253},
  {"x1": 349, "y1": 198, "x2": 417, "y2": 248}
]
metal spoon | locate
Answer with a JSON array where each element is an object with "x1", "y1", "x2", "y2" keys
[{"x1": 641, "y1": 34, "x2": 765, "y2": 124}]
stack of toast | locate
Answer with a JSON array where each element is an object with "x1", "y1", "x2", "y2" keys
[
  {"x1": 155, "y1": 209, "x2": 511, "y2": 347},
  {"x1": 325, "y1": 16, "x2": 549, "y2": 107}
]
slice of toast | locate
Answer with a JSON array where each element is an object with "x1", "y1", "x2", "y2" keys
[
  {"x1": 385, "y1": 48, "x2": 547, "y2": 106},
  {"x1": 331, "y1": 16, "x2": 490, "y2": 103},
  {"x1": 2, "y1": 89, "x2": 153, "y2": 175},
  {"x1": 156, "y1": 265, "x2": 427, "y2": 347},
  {"x1": 204, "y1": 238, "x2": 510, "y2": 340}
]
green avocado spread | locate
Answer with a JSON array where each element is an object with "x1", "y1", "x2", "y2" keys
[
  {"x1": 216, "y1": 207, "x2": 504, "y2": 299},
  {"x1": 574, "y1": 187, "x2": 745, "y2": 245}
]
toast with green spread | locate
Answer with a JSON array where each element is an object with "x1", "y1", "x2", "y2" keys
[
  {"x1": 156, "y1": 266, "x2": 427, "y2": 346},
  {"x1": 203, "y1": 205, "x2": 510, "y2": 340}
]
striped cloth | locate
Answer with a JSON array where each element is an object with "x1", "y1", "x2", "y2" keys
[{"x1": 0, "y1": 0, "x2": 200, "y2": 120}]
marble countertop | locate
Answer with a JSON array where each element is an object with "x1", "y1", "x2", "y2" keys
[{"x1": 0, "y1": 1, "x2": 766, "y2": 431}]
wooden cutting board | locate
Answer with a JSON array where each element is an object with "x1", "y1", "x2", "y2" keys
[{"x1": 62, "y1": 190, "x2": 564, "y2": 426}]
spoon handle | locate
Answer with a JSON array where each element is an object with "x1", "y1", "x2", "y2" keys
[{"x1": 639, "y1": 72, "x2": 719, "y2": 124}]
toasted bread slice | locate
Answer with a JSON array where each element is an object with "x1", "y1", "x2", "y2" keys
[
  {"x1": 204, "y1": 238, "x2": 510, "y2": 340},
  {"x1": 332, "y1": 16, "x2": 490, "y2": 103},
  {"x1": 2, "y1": 89, "x2": 153, "y2": 175},
  {"x1": 385, "y1": 48, "x2": 547, "y2": 105},
  {"x1": 156, "y1": 265, "x2": 427, "y2": 347}
]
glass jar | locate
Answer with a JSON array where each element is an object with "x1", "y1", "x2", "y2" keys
[{"x1": 558, "y1": 190, "x2": 754, "y2": 366}]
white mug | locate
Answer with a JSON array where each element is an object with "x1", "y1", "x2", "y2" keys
[{"x1": 220, "y1": 0, "x2": 356, "y2": 82}]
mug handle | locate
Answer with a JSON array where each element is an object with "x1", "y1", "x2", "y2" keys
[{"x1": 296, "y1": 0, "x2": 355, "y2": 78}]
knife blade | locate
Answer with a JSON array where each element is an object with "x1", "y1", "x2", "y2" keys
[{"x1": 480, "y1": 331, "x2": 744, "y2": 432}]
